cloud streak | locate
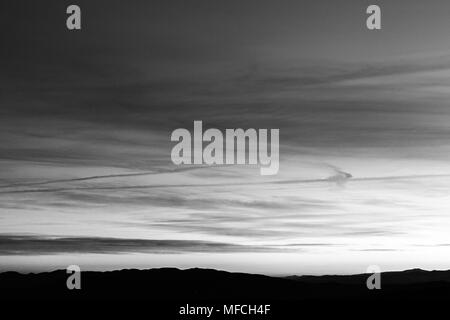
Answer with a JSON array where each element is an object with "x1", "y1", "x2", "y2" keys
[
  {"x1": 0, "y1": 235, "x2": 275, "y2": 255},
  {"x1": 1, "y1": 0, "x2": 450, "y2": 274},
  {"x1": 0, "y1": 166, "x2": 205, "y2": 189},
  {"x1": 2, "y1": 173, "x2": 450, "y2": 195}
]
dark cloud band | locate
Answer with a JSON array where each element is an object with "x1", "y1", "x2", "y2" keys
[{"x1": 0, "y1": 235, "x2": 274, "y2": 255}]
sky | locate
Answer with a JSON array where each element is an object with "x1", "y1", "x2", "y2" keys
[{"x1": 1, "y1": 0, "x2": 450, "y2": 275}]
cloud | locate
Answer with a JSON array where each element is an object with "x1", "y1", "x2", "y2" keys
[
  {"x1": 1, "y1": 0, "x2": 450, "y2": 273},
  {"x1": 0, "y1": 235, "x2": 274, "y2": 255},
  {"x1": 4, "y1": 173, "x2": 450, "y2": 195}
]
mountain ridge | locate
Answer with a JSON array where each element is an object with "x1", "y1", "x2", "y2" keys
[{"x1": 0, "y1": 267, "x2": 449, "y2": 302}]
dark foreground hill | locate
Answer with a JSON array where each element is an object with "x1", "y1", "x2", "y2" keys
[
  {"x1": 1, "y1": 267, "x2": 449, "y2": 300},
  {"x1": 0, "y1": 268, "x2": 449, "y2": 317}
]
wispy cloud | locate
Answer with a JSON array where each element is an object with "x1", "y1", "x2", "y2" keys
[
  {"x1": 0, "y1": 235, "x2": 275, "y2": 255},
  {"x1": 1, "y1": 0, "x2": 450, "y2": 273}
]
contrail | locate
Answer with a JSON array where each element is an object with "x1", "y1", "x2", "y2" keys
[
  {"x1": 0, "y1": 161, "x2": 341, "y2": 189},
  {"x1": 351, "y1": 174, "x2": 450, "y2": 182},
  {"x1": 0, "y1": 162, "x2": 344, "y2": 189},
  {"x1": 272, "y1": 173, "x2": 450, "y2": 185},
  {"x1": 1, "y1": 173, "x2": 449, "y2": 195},
  {"x1": 0, "y1": 172, "x2": 157, "y2": 188},
  {"x1": 0, "y1": 180, "x2": 321, "y2": 194},
  {"x1": 0, "y1": 166, "x2": 207, "y2": 189}
]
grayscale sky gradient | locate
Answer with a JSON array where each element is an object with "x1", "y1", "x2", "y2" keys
[{"x1": 1, "y1": 0, "x2": 450, "y2": 274}]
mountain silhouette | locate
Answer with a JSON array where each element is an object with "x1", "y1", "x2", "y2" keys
[
  {"x1": 0, "y1": 267, "x2": 449, "y2": 317},
  {"x1": 1, "y1": 267, "x2": 449, "y2": 300}
]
